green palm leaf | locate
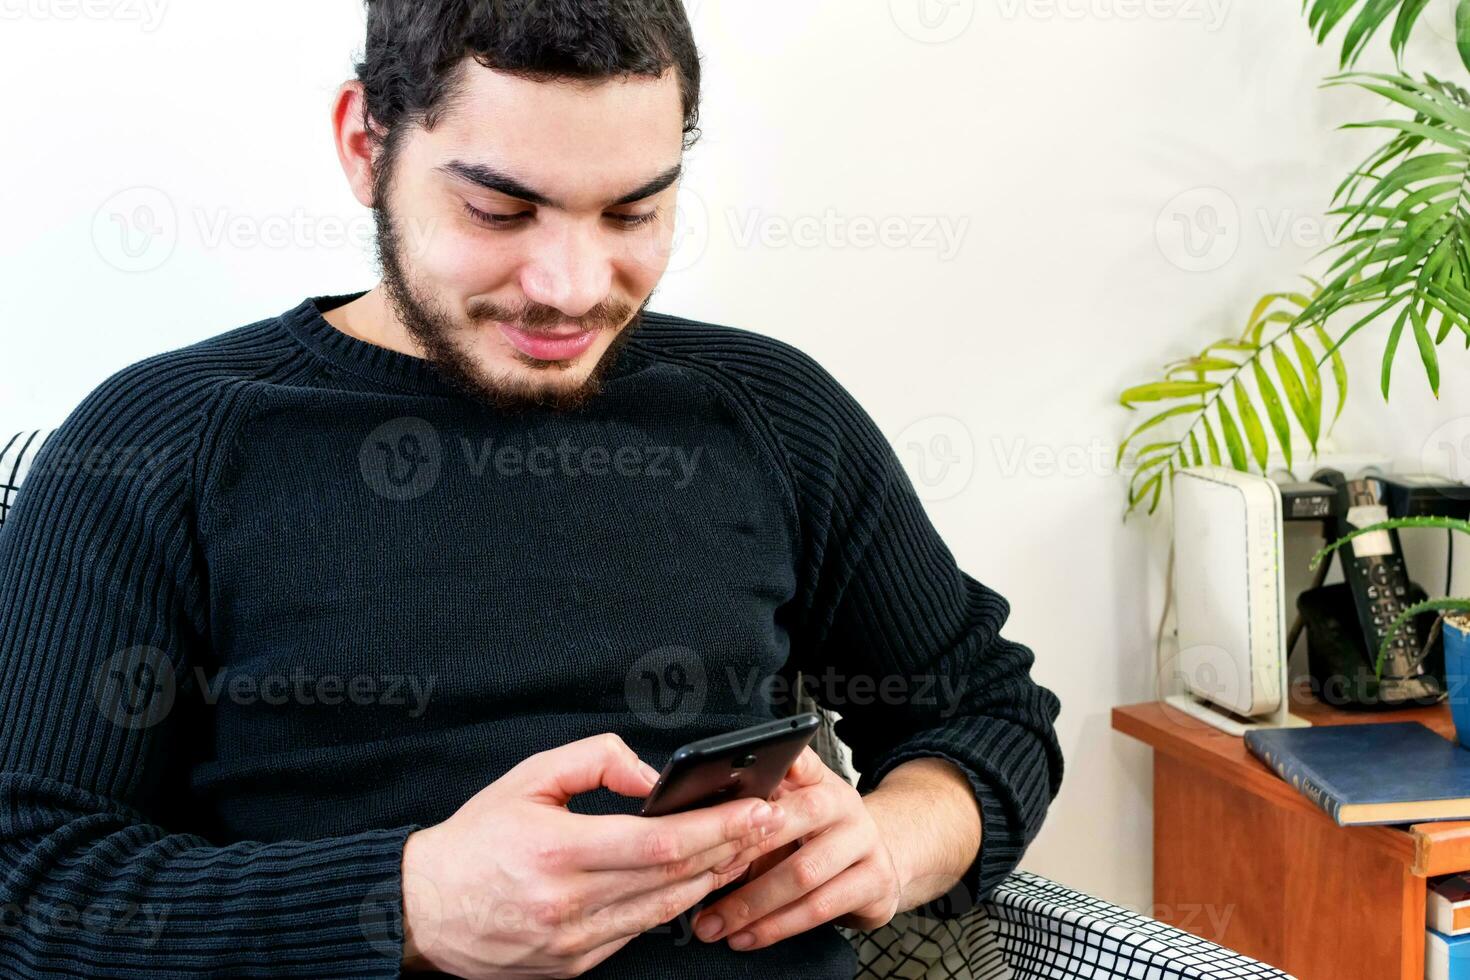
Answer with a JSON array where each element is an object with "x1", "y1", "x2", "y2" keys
[
  {"x1": 1312, "y1": 513, "x2": 1470, "y2": 676},
  {"x1": 1303, "y1": 1, "x2": 1470, "y2": 72},
  {"x1": 1115, "y1": 284, "x2": 1348, "y2": 516},
  {"x1": 1378, "y1": 598, "x2": 1470, "y2": 676},
  {"x1": 1297, "y1": 73, "x2": 1470, "y2": 400}
]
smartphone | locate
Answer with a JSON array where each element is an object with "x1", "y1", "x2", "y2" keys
[{"x1": 639, "y1": 713, "x2": 821, "y2": 817}]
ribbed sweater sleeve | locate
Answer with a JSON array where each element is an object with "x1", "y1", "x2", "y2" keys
[
  {"x1": 707, "y1": 333, "x2": 1064, "y2": 914},
  {"x1": 0, "y1": 356, "x2": 415, "y2": 977}
]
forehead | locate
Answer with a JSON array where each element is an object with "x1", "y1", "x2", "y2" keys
[{"x1": 423, "y1": 60, "x2": 686, "y2": 201}]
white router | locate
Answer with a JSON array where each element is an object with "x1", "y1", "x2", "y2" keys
[{"x1": 1167, "y1": 467, "x2": 1309, "y2": 735}]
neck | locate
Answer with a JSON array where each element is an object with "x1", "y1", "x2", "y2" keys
[{"x1": 322, "y1": 285, "x2": 427, "y2": 360}]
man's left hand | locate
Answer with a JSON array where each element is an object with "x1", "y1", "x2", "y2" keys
[{"x1": 690, "y1": 748, "x2": 905, "y2": 951}]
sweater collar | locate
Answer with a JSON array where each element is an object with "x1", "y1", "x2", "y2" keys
[{"x1": 281, "y1": 291, "x2": 646, "y2": 398}]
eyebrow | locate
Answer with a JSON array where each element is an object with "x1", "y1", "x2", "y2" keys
[{"x1": 435, "y1": 160, "x2": 683, "y2": 209}]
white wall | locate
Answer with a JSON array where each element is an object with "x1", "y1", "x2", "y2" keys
[{"x1": 4, "y1": 0, "x2": 1470, "y2": 913}]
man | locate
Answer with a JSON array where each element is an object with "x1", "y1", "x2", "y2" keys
[{"x1": 0, "y1": 1, "x2": 1062, "y2": 977}]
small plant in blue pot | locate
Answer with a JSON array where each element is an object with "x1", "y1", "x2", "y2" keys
[{"x1": 1315, "y1": 517, "x2": 1470, "y2": 742}]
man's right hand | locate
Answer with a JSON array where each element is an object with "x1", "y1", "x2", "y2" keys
[{"x1": 399, "y1": 733, "x2": 786, "y2": 978}]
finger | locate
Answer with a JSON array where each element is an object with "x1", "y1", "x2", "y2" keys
[
  {"x1": 695, "y1": 802, "x2": 827, "y2": 893},
  {"x1": 707, "y1": 825, "x2": 797, "y2": 879},
  {"x1": 732, "y1": 777, "x2": 842, "y2": 864},
  {"x1": 693, "y1": 829, "x2": 866, "y2": 942},
  {"x1": 581, "y1": 822, "x2": 780, "y2": 902},
  {"x1": 728, "y1": 840, "x2": 796, "y2": 884},
  {"x1": 568, "y1": 862, "x2": 750, "y2": 953},
  {"x1": 784, "y1": 747, "x2": 827, "y2": 787},
  {"x1": 724, "y1": 864, "x2": 881, "y2": 951},
  {"x1": 513, "y1": 733, "x2": 661, "y2": 805},
  {"x1": 576, "y1": 798, "x2": 783, "y2": 871}
]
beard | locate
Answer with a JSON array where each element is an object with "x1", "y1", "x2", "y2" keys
[{"x1": 371, "y1": 172, "x2": 646, "y2": 414}]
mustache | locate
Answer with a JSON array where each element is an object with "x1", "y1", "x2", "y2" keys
[{"x1": 468, "y1": 298, "x2": 634, "y2": 333}]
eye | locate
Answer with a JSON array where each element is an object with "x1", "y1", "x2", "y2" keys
[
  {"x1": 463, "y1": 202, "x2": 530, "y2": 228},
  {"x1": 461, "y1": 201, "x2": 658, "y2": 230},
  {"x1": 607, "y1": 210, "x2": 659, "y2": 229}
]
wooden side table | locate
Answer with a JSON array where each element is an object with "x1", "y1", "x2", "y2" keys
[{"x1": 1113, "y1": 695, "x2": 1470, "y2": 980}]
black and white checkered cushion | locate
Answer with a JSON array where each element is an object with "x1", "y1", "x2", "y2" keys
[
  {"x1": 796, "y1": 692, "x2": 1294, "y2": 979},
  {"x1": 0, "y1": 430, "x2": 51, "y2": 530},
  {"x1": 987, "y1": 872, "x2": 1292, "y2": 980},
  {"x1": 0, "y1": 430, "x2": 1292, "y2": 980}
]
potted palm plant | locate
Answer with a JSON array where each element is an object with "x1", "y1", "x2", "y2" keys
[
  {"x1": 1314, "y1": 516, "x2": 1470, "y2": 742},
  {"x1": 1117, "y1": 2, "x2": 1470, "y2": 516}
]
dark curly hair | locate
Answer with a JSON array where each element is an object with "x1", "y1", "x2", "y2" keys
[{"x1": 354, "y1": 0, "x2": 702, "y2": 198}]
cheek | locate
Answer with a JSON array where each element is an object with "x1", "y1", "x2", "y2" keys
[
  {"x1": 407, "y1": 219, "x2": 519, "y2": 291},
  {"x1": 618, "y1": 221, "x2": 678, "y2": 291}
]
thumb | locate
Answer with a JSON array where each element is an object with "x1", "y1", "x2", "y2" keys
[{"x1": 515, "y1": 733, "x2": 661, "y2": 806}]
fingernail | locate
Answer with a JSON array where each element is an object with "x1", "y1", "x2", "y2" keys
[
  {"x1": 750, "y1": 801, "x2": 773, "y2": 827},
  {"x1": 729, "y1": 931, "x2": 755, "y2": 950},
  {"x1": 639, "y1": 762, "x2": 660, "y2": 785},
  {"x1": 760, "y1": 806, "x2": 779, "y2": 836},
  {"x1": 695, "y1": 914, "x2": 724, "y2": 941}
]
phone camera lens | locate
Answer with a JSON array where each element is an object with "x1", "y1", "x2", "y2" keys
[{"x1": 733, "y1": 753, "x2": 757, "y2": 769}]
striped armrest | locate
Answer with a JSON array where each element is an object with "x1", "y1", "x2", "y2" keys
[{"x1": 0, "y1": 431, "x2": 52, "y2": 530}]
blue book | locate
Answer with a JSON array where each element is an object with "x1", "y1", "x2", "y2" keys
[
  {"x1": 1244, "y1": 722, "x2": 1470, "y2": 826},
  {"x1": 1426, "y1": 928, "x2": 1470, "y2": 980}
]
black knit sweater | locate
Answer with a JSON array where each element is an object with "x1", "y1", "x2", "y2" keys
[{"x1": 0, "y1": 292, "x2": 1062, "y2": 978}]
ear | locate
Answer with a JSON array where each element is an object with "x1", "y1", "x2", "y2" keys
[{"x1": 330, "y1": 81, "x2": 380, "y2": 210}]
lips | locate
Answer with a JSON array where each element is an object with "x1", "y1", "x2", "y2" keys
[{"x1": 497, "y1": 323, "x2": 600, "y2": 362}]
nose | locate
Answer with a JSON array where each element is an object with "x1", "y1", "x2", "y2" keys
[{"x1": 517, "y1": 220, "x2": 614, "y2": 319}]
